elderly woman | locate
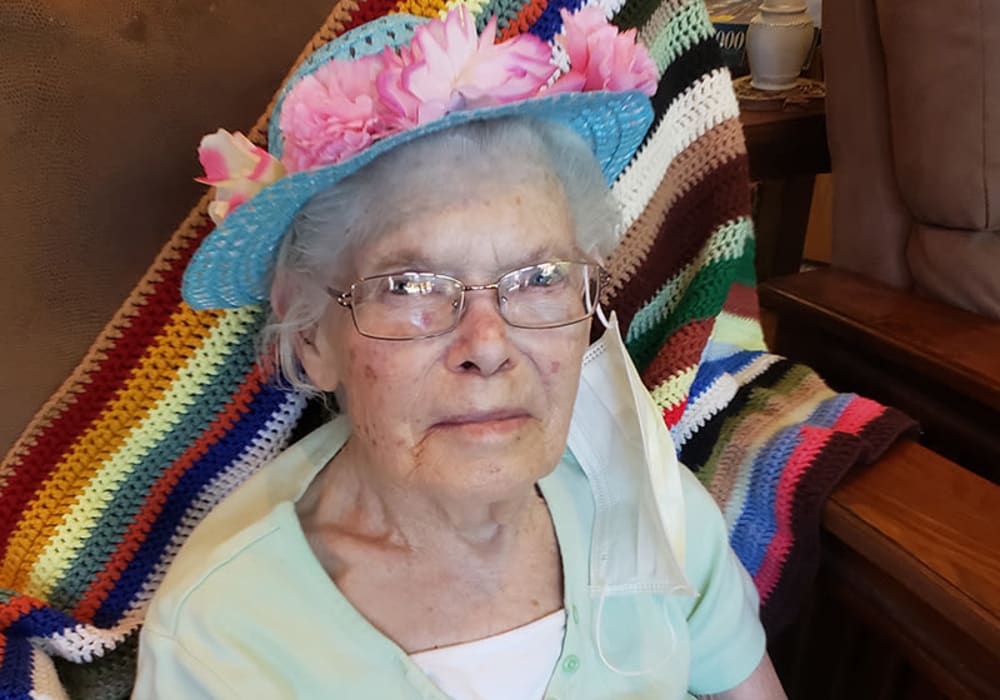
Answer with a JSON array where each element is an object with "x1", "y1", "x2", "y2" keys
[{"x1": 134, "y1": 8, "x2": 784, "y2": 700}]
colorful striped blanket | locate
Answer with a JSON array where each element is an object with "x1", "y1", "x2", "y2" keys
[{"x1": 0, "y1": 0, "x2": 915, "y2": 697}]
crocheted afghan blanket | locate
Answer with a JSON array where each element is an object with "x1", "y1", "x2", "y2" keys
[{"x1": 0, "y1": 0, "x2": 915, "y2": 697}]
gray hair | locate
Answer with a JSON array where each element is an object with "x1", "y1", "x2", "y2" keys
[{"x1": 260, "y1": 116, "x2": 621, "y2": 396}]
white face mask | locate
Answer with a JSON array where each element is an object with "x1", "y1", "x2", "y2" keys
[{"x1": 567, "y1": 311, "x2": 696, "y2": 674}]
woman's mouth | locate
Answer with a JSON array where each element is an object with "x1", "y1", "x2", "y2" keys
[{"x1": 432, "y1": 410, "x2": 531, "y2": 435}]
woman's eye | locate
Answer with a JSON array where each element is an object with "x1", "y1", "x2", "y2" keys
[
  {"x1": 528, "y1": 266, "x2": 564, "y2": 287},
  {"x1": 388, "y1": 278, "x2": 431, "y2": 295}
]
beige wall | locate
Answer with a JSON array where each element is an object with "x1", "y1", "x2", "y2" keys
[{"x1": 804, "y1": 174, "x2": 834, "y2": 263}]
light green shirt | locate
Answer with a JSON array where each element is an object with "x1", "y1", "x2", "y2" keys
[{"x1": 134, "y1": 416, "x2": 765, "y2": 699}]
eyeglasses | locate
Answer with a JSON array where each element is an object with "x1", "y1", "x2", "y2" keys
[{"x1": 327, "y1": 261, "x2": 605, "y2": 340}]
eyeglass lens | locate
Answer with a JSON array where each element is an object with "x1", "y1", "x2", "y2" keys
[{"x1": 348, "y1": 262, "x2": 600, "y2": 340}]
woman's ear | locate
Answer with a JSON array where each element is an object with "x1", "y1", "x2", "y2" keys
[
  {"x1": 295, "y1": 329, "x2": 340, "y2": 392},
  {"x1": 272, "y1": 270, "x2": 340, "y2": 392},
  {"x1": 270, "y1": 269, "x2": 294, "y2": 320}
]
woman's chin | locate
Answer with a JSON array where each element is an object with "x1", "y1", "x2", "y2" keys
[{"x1": 417, "y1": 423, "x2": 559, "y2": 493}]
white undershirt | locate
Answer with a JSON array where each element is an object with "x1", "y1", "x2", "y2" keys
[{"x1": 409, "y1": 609, "x2": 567, "y2": 700}]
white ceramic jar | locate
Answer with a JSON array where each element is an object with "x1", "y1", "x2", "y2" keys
[{"x1": 746, "y1": 1, "x2": 815, "y2": 91}]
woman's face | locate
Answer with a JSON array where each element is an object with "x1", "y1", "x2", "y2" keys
[{"x1": 300, "y1": 171, "x2": 592, "y2": 502}]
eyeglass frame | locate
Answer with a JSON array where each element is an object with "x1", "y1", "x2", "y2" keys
[{"x1": 325, "y1": 260, "x2": 609, "y2": 341}]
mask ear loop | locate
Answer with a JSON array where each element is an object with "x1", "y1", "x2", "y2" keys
[
  {"x1": 594, "y1": 590, "x2": 677, "y2": 677},
  {"x1": 595, "y1": 304, "x2": 611, "y2": 329},
  {"x1": 587, "y1": 266, "x2": 612, "y2": 330}
]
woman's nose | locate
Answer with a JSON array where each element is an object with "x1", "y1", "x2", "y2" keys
[{"x1": 445, "y1": 290, "x2": 513, "y2": 376}]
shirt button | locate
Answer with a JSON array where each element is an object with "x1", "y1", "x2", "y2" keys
[{"x1": 562, "y1": 655, "x2": 580, "y2": 674}]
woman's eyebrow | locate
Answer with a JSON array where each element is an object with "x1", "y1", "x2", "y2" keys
[
  {"x1": 364, "y1": 249, "x2": 436, "y2": 275},
  {"x1": 364, "y1": 244, "x2": 572, "y2": 277},
  {"x1": 501, "y1": 245, "x2": 586, "y2": 274}
]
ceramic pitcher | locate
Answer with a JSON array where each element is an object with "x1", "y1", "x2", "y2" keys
[{"x1": 746, "y1": 0, "x2": 815, "y2": 91}]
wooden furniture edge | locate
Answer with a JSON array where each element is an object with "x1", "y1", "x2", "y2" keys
[
  {"x1": 818, "y1": 538, "x2": 999, "y2": 699},
  {"x1": 759, "y1": 269, "x2": 1000, "y2": 411},
  {"x1": 823, "y1": 440, "x2": 1000, "y2": 659}
]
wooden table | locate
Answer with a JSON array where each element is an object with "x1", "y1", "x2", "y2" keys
[{"x1": 740, "y1": 100, "x2": 830, "y2": 281}]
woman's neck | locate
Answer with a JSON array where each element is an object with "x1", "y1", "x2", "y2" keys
[
  {"x1": 295, "y1": 436, "x2": 564, "y2": 652},
  {"x1": 300, "y1": 436, "x2": 547, "y2": 560}
]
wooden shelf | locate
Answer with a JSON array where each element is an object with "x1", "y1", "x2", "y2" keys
[
  {"x1": 741, "y1": 101, "x2": 831, "y2": 180},
  {"x1": 740, "y1": 101, "x2": 831, "y2": 281}
]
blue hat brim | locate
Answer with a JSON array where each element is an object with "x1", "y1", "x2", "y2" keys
[{"x1": 182, "y1": 16, "x2": 654, "y2": 310}]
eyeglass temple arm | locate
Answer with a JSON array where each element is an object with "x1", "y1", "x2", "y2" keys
[{"x1": 326, "y1": 287, "x2": 352, "y2": 308}]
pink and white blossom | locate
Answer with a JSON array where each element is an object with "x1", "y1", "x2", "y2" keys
[
  {"x1": 549, "y1": 7, "x2": 659, "y2": 96},
  {"x1": 375, "y1": 45, "x2": 423, "y2": 131},
  {"x1": 196, "y1": 130, "x2": 286, "y2": 224},
  {"x1": 197, "y1": 6, "x2": 658, "y2": 218},
  {"x1": 279, "y1": 52, "x2": 388, "y2": 172},
  {"x1": 379, "y1": 6, "x2": 555, "y2": 125}
]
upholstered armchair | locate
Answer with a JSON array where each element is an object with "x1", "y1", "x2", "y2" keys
[
  {"x1": 761, "y1": 0, "x2": 1000, "y2": 477},
  {"x1": 825, "y1": 0, "x2": 999, "y2": 320}
]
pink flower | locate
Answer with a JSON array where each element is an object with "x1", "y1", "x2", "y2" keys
[
  {"x1": 199, "y1": 4, "x2": 659, "y2": 196},
  {"x1": 375, "y1": 45, "x2": 422, "y2": 131},
  {"x1": 197, "y1": 130, "x2": 287, "y2": 224},
  {"x1": 279, "y1": 52, "x2": 390, "y2": 172},
  {"x1": 378, "y1": 6, "x2": 555, "y2": 126},
  {"x1": 549, "y1": 7, "x2": 659, "y2": 96}
]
